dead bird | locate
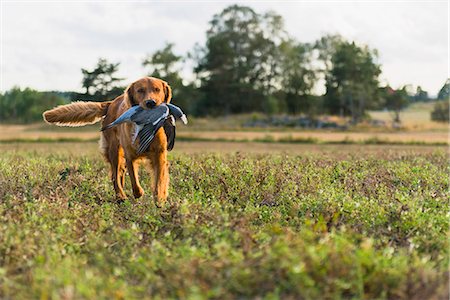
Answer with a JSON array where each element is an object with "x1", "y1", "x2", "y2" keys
[{"x1": 101, "y1": 103, "x2": 187, "y2": 154}]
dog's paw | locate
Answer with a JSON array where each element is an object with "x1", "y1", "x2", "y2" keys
[
  {"x1": 116, "y1": 193, "x2": 127, "y2": 203},
  {"x1": 133, "y1": 187, "x2": 144, "y2": 199},
  {"x1": 155, "y1": 197, "x2": 167, "y2": 208}
]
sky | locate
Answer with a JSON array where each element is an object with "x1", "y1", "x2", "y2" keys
[{"x1": 1, "y1": 0, "x2": 448, "y2": 96}]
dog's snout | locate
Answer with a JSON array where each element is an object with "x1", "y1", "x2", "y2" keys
[{"x1": 145, "y1": 100, "x2": 157, "y2": 109}]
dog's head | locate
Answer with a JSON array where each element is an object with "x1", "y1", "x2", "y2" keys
[{"x1": 124, "y1": 77, "x2": 172, "y2": 109}]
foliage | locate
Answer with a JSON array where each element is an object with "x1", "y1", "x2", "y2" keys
[
  {"x1": 80, "y1": 58, "x2": 124, "y2": 101},
  {"x1": 314, "y1": 33, "x2": 344, "y2": 73},
  {"x1": 194, "y1": 5, "x2": 288, "y2": 115},
  {"x1": 143, "y1": 42, "x2": 183, "y2": 86},
  {"x1": 278, "y1": 40, "x2": 317, "y2": 115},
  {"x1": 1, "y1": 5, "x2": 438, "y2": 122},
  {"x1": 413, "y1": 86, "x2": 429, "y2": 102},
  {"x1": 0, "y1": 148, "x2": 448, "y2": 299},
  {"x1": 383, "y1": 86, "x2": 409, "y2": 123},
  {"x1": 0, "y1": 87, "x2": 66, "y2": 123},
  {"x1": 143, "y1": 43, "x2": 201, "y2": 114},
  {"x1": 431, "y1": 101, "x2": 449, "y2": 122},
  {"x1": 323, "y1": 40, "x2": 381, "y2": 123},
  {"x1": 437, "y1": 78, "x2": 449, "y2": 100}
]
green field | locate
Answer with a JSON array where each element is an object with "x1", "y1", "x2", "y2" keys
[{"x1": 0, "y1": 143, "x2": 448, "y2": 299}]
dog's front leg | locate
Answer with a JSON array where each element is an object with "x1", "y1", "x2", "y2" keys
[
  {"x1": 109, "y1": 145, "x2": 127, "y2": 200},
  {"x1": 149, "y1": 149, "x2": 169, "y2": 207},
  {"x1": 126, "y1": 158, "x2": 144, "y2": 199}
]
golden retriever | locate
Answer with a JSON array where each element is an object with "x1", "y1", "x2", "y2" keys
[{"x1": 43, "y1": 77, "x2": 173, "y2": 206}]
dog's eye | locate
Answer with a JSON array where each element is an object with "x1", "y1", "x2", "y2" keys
[
  {"x1": 137, "y1": 88, "x2": 145, "y2": 93},
  {"x1": 154, "y1": 87, "x2": 160, "y2": 92}
]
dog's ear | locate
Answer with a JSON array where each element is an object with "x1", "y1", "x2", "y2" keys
[
  {"x1": 162, "y1": 81, "x2": 172, "y2": 103},
  {"x1": 125, "y1": 83, "x2": 135, "y2": 105}
]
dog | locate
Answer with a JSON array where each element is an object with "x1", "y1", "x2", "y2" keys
[{"x1": 43, "y1": 77, "x2": 173, "y2": 206}]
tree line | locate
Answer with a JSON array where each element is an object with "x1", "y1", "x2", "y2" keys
[
  {"x1": 0, "y1": 88, "x2": 67, "y2": 123},
  {"x1": 1, "y1": 4, "x2": 448, "y2": 123}
]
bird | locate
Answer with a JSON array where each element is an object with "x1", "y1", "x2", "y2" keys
[
  {"x1": 101, "y1": 103, "x2": 187, "y2": 154},
  {"x1": 162, "y1": 104, "x2": 188, "y2": 151},
  {"x1": 166, "y1": 103, "x2": 188, "y2": 125}
]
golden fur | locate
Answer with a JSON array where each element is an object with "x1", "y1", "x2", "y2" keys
[
  {"x1": 43, "y1": 77, "x2": 173, "y2": 206},
  {"x1": 43, "y1": 101, "x2": 111, "y2": 127}
]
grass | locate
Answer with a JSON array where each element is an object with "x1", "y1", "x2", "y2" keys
[
  {"x1": 0, "y1": 100, "x2": 448, "y2": 146},
  {"x1": 0, "y1": 132, "x2": 448, "y2": 146},
  {"x1": 0, "y1": 143, "x2": 448, "y2": 299},
  {"x1": 368, "y1": 101, "x2": 448, "y2": 131}
]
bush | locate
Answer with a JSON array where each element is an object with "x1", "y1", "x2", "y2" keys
[{"x1": 431, "y1": 101, "x2": 449, "y2": 122}]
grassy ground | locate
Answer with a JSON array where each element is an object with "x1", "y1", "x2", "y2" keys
[
  {"x1": 0, "y1": 142, "x2": 448, "y2": 299},
  {"x1": 0, "y1": 141, "x2": 446, "y2": 156},
  {"x1": 1, "y1": 102, "x2": 447, "y2": 145},
  {"x1": 0, "y1": 124, "x2": 447, "y2": 145},
  {"x1": 368, "y1": 101, "x2": 447, "y2": 131}
]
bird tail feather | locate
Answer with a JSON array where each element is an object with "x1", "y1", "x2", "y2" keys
[{"x1": 43, "y1": 101, "x2": 112, "y2": 127}]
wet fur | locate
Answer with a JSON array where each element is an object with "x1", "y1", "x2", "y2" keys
[{"x1": 43, "y1": 77, "x2": 173, "y2": 206}]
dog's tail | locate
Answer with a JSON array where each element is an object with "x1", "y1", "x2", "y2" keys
[{"x1": 43, "y1": 101, "x2": 112, "y2": 127}]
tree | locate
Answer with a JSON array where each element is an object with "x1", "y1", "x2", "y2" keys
[
  {"x1": 437, "y1": 78, "x2": 449, "y2": 100},
  {"x1": 314, "y1": 34, "x2": 344, "y2": 73},
  {"x1": 384, "y1": 86, "x2": 409, "y2": 124},
  {"x1": 81, "y1": 58, "x2": 124, "y2": 101},
  {"x1": 414, "y1": 86, "x2": 428, "y2": 102},
  {"x1": 323, "y1": 40, "x2": 381, "y2": 123},
  {"x1": 143, "y1": 42, "x2": 183, "y2": 85},
  {"x1": 194, "y1": 5, "x2": 288, "y2": 115},
  {"x1": 143, "y1": 42, "x2": 201, "y2": 114},
  {"x1": 278, "y1": 40, "x2": 316, "y2": 115}
]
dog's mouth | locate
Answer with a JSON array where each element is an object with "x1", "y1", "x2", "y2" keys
[{"x1": 144, "y1": 99, "x2": 157, "y2": 109}]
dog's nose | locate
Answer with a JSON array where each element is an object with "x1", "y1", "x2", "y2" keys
[{"x1": 145, "y1": 99, "x2": 157, "y2": 109}]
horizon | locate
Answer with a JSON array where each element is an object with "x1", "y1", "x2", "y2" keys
[{"x1": 1, "y1": 1, "x2": 448, "y2": 96}]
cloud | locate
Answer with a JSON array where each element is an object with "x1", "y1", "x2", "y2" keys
[{"x1": 1, "y1": 1, "x2": 448, "y2": 95}]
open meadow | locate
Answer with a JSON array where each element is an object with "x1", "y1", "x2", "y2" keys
[
  {"x1": 2, "y1": 1, "x2": 449, "y2": 298},
  {"x1": 0, "y1": 140, "x2": 448, "y2": 299},
  {"x1": 0, "y1": 101, "x2": 448, "y2": 299}
]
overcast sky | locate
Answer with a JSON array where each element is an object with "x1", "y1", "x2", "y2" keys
[{"x1": 1, "y1": 1, "x2": 448, "y2": 96}]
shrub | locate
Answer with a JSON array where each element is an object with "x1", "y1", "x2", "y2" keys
[{"x1": 431, "y1": 101, "x2": 449, "y2": 122}]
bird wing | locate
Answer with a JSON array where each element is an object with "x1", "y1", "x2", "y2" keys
[
  {"x1": 137, "y1": 117, "x2": 167, "y2": 155},
  {"x1": 101, "y1": 105, "x2": 142, "y2": 131},
  {"x1": 131, "y1": 124, "x2": 143, "y2": 144},
  {"x1": 163, "y1": 115, "x2": 176, "y2": 151},
  {"x1": 136, "y1": 106, "x2": 169, "y2": 154},
  {"x1": 136, "y1": 125, "x2": 156, "y2": 154}
]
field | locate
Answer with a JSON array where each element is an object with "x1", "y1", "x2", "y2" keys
[
  {"x1": 368, "y1": 101, "x2": 448, "y2": 132},
  {"x1": 0, "y1": 102, "x2": 448, "y2": 299},
  {"x1": 0, "y1": 102, "x2": 448, "y2": 146},
  {"x1": 0, "y1": 141, "x2": 448, "y2": 299}
]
